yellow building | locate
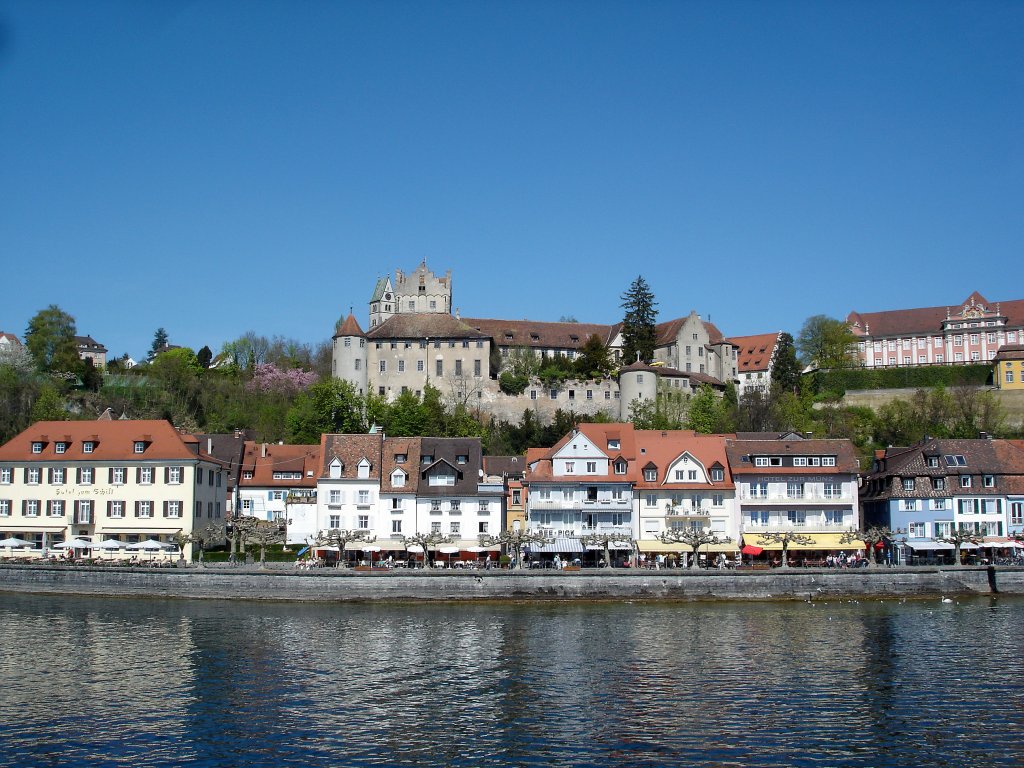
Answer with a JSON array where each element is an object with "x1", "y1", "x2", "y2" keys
[{"x1": 994, "y1": 344, "x2": 1024, "y2": 390}]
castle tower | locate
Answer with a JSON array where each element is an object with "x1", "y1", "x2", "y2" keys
[
  {"x1": 368, "y1": 276, "x2": 395, "y2": 329},
  {"x1": 617, "y1": 362, "x2": 659, "y2": 420},
  {"x1": 332, "y1": 312, "x2": 368, "y2": 395}
]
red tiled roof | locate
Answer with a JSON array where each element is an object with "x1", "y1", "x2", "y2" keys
[
  {"x1": 462, "y1": 317, "x2": 615, "y2": 349},
  {"x1": 239, "y1": 442, "x2": 321, "y2": 487},
  {"x1": 366, "y1": 314, "x2": 488, "y2": 340},
  {"x1": 847, "y1": 293, "x2": 1024, "y2": 338},
  {"x1": 0, "y1": 420, "x2": 214, "y2": 462},
  {"x1": 334, "y1": 313, "x2": 364, "y2": 338},
  {"x1": 725, "y1": 438, "x2": 860, "y2": 475},
  {"x1": 728, "y1": 332, "x2": 781, "y2": 373},
  {"x1": 994, "y1": 344, "x2": 1024, "y2": 361}
]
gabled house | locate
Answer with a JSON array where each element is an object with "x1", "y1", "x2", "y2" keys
[
  {"x1": 0, "y1": 419, "x2": 227, "y2": 558},
  {"x1": 861, "y1": 437, "x2": 1024, "y2": 563},
  {"x1": 237, "y1": 441, "x2": 320, "y2": 543}
]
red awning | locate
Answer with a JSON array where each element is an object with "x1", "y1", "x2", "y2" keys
[{"x1": 741, "y1": 545, "x2": 763, "y2": 556}]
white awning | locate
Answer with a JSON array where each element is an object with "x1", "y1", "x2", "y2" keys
[{"x1": 906, "y1": 541, "x2": 953, "y2": 551}]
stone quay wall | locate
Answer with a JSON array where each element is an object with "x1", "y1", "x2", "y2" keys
[{"x1": 2, "y1": 564, "x2": 1023, "y2": 603}]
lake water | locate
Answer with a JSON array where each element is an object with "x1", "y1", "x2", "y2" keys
[{"x1": 0, "y1": 592, "x2": 1021, "y2": 767}]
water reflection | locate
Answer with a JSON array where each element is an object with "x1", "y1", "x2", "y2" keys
[{"x1": 0, "y1": 594, "x2": 1022, "y2": 767}]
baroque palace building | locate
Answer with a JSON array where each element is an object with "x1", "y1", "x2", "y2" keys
[
  {"x1": 332, "y1": 261, "x2": 749, "y2": 421},
  {"x1": 847, "y1": 291, "x2": 1024, "y2": 369}
]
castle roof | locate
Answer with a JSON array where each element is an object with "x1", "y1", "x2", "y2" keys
[
  {"x1": 335, "y1": 313, "x2": 365, "y2": 338},
  {"x1": 729, "y1": 332, "x2": 782, "y2": 373},
  {"x1": 462, "y1": 317, "x2": 615, "y2": 349},
  {"x1": 366, "y1": 314, "x2": 488, "y2": 340}
]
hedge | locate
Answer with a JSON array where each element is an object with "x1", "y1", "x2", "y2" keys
[{"x1": 809, "y1": 364, "x2": 992, "y2": 395}]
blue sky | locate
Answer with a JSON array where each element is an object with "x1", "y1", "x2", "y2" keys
[{"x1": 1, "y1": 1, "x2": 1021, "y2": 360}]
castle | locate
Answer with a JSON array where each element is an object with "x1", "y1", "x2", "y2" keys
[{"x1": 332, "y1": 261, "x2": 741, "y2": 421}]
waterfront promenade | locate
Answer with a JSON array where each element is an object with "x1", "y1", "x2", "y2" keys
[{"x1": 2, "y1": 561, "x2": 1022, "y2": 602}]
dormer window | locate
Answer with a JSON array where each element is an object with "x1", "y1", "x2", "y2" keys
[
  {"x1": 422, "y1": 455, "x2": 433, "y2": 465},
  {"x1": 643, "y1": 468, "x2": 657, "y2": 482},
  {"x1": 945, "y1": 454, "x2": 967, "y2": 467},
  {"x1": 983, "y1": 475, "x2": 995, "y2": 488},
  {"x1": 614, "y1": 460, "x2": 627, "y2": 475},
  {"x1": 329, "y1": 458, "x2": 342, "y2": 479},
  {"x1": 456, "y1": 455, "x2": 468, "y2": 465},
  {"x1": 82, "y1": 442, "x2": 94, "y2": 454},
  {"x1": 31, "y1": 442, "x2": 43, "y2": 454},
  {"x1": 960, "y1": 475, "x2": 971, "y2": 488},
  {"x1": 933, "y1": 478, "x2": 946, "y2": 491},
  {"x1": 357, "y1": 458, "x2": 371, "y2": 479},
  {"x1": 926, "y1": 456, "x2": 939, "y2": 468},
  {"x1": 242, "y1": 471, "x2": 254, "y2": 480},
  {"x1": 710, "y1": 468, "x2": 724, "y2": 482},
  {"x1": 608, "y1": 439, "x2": 620, "y2": 450},
  {"x1": 391, "y1": 469, "x2": 406, "y2": 488},
  {"x1": 133, "y1": 441, "x2": 146, "y2": 454},
  {"x1": 395, "y1": 454, "x2": 407, "y2": 464},
  {"x1": 55, "y1": 442, "x2": 67, "y2": 454},
  {"x1": 902, "y1": 478, "x2": 915, "y2": 491}
]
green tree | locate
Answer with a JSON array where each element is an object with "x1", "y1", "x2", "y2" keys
[
  {"x1": 151, "y1": 327, "x2": 169, "y2": 357},
  {"x1": 81, "y1": 358, "x2": 103, "y2": 392},
  {"x1": 796, "y1": 315, "x2": 858, "y2": 370},
  {"x1": 574, "y1": 334, "x2": 613, "y2": 379},
  {"x1": 197, "y1": 345, "x2": 213, "y2": 369},
  {"x1": 30, "y1": 382, "x2": 67, "y2": 422},
  {"x1": 286, "y1": 378, "x2": 366, "y2": 443},
  {"x1": 771, "y1": 332, "x2": 802, "y2": 393},
  {"x1": 685, "y1": 384, "x2": 724, "y2": 434},
  {"x1": 620, "y1": 276, "x2": 658, "y2": 364},
  {"x1": 25, "y1": 305, "x2": 81, "y2": 373}
]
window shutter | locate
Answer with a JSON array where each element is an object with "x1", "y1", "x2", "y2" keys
[
  {"x1": 136, "y1": 467, "x2": 142, "y2": 483},
  {"x1": 22, "y1": 500, "x2": 27, "y2": 514},
  {"x1": 163, "y1": 501, "x2": 169, "y2": 518},
  {"x1": 164, "y1": 467, "x2": 170, "y2": 483},
  {"x1": 76, "y1": 467, "x2": 82, "y2": 484},
  {"x1": 74, "y1": 500, "x2": 80, "y2": 520},
  {"x1": 24, "y1": 468, "x2": 30, "y2": 483},
  {"x1": 107, "y1": 500, "x2": 112, "y2": 515},
  {"x1": 268, "y1": 491, "x2": 273, "y2": 500},
  {"x1": 46, "y1": 500, "x2": 52, "y2": 515},
  {"x1": 134, "y1": 500, "x2": 140, "y2": 517},
  {"x1": 47, "y1": 468, "x2": 53, "y2": 483}
]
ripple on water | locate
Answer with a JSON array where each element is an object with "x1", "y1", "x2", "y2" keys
[{"x1": 0, "y1": 595, "x2": 1022, "y2": 767}]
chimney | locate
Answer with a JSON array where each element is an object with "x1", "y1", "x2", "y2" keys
[{"x1": 261, "y1": 443, "x2": 267, "y2": 458}]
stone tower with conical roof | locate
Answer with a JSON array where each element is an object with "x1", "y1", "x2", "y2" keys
[{"x1": 332, "y1": 312, "x2": 368, "y2": 395}]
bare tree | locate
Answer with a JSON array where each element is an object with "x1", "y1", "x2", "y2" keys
[
  {"x1": 191, "y1": 522, "x2": 223, "y2": 566},
  {"x1": 580, "y1": 531, "x2": 632, "y2": 569},
  {"x1": 402, "y1": 531, "x2": 456, "y2": 569},
  {"x1": 315, "y1": 528, "x2": 377, "y2": 568},
  {"x1": 480, "y1": 529, "x2": 553, "y2": 570},
  {"x1": 840, "y1": 526, "x2": 902, "y2": 566},
  {"x1": 228, "y1": 515, "x2": 259, "y2": 564},
  {"x1": 657, "y1": 525, "x2": 733, "y2": 569},
  {"x1": 934, "y1": 525, "x2": 986, "y2": 567},
  {"x1": 248, "y1": 520, "x2": 289, "y2": 568},
  {"x1": 755, "y1": 531, "x2": 815, "y2": 568}
]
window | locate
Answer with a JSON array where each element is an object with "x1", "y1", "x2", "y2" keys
[
  {"x1": 787, "y1": 510, "x2": 806, "y2": 526},
  {"x1": 512, "y1": 489, "x2": 522, "y2": 505},
  {"x1": 139, "y1": 467, "x2": 154, "y2": 484},
  {"x1": 358, "y1": 515, "x2": 369, "y2": 529},
  {"x1": 137, "y1": 500, "x2": 153, "y2": 518},
  {"x1": 82, "y1": 441, "x2": 94, "y2": 454},
  {"x1": 711, "y1": 468, "x2": 724, "y2": 482},
  {"x1": 478, "y1": 500, "x2": 489, "y2": 512},
  {"x1": 329, "y1": 515, "x2": 341, "y2": 529},
  {"x1": 960, "y1": 476, "x2": 971, "y2": 488},
  {"x1": 166, "y1": 501, "x2": 182, "y2": 518},
  {"x1": 549, "y1": 389, "x2": 558, "y2": 400},
  {"x1": 242, "y1": 499, "x2": 253, "y2": 511},
  {"x1": 31, "y1": 442, "x2": 42, "y2": 454},
  {"x1": 51, "y1": 467, "x2": 65, "y2": 485},
  {"x1": 25, "y1": 499, "x2": 40, "y2": 517},
  {"x1": 821, "y1": 457, "x2": 835, "y2": 467},
  {"x1": 983, "y1": 475, "x2": 995, "y2": 488},
  {"x1": 749, "y1": 510, "x2": 769, "y2": 526},
  {"x1": 823, "y1": 482, "x2": 841, "y2": 499},
  {"x1": 933, "y1": 477, "x2": 946, "y2": 491},
  {"x1": 0, "y1": 500, "x2": 9, "y2": 516},
  {"x1": 793, "y1": 457, "x2": 807, "y2": 467},
  {"x1": 902, "y1": 478, "x2": 915, "y2": 491},
  {"x1": 109, "y1": 500, "x2": 125, "y2": 518},
  {"x1": 645, "y1": 493, "x2": 658, "y2": 507},
  {"x1": 644, "y1": 468, "x2": 656, "y2": 481},
  {"x1": 932, "y1": 499, "x2": 947, "y2": 510},
  {"x1": 675, "y1": 470, "x2": 685, "y2": 480},
  {"x1": 825, "y1": 510, "x2": 846, "y2": 526},
  {"x1": 902, "y1": 500, "x2": 916, "y2": 511},
  {"x1": 168, "y1": 466, "x2": 182, "y2": 484},
  {"x1": 0, "y1": 468, "x2": 9, "y2": 484},
  {"x1": 1008, "y1": 370, "x2": 1015, "y2": 384},
  {"x1": 55, "y1": 442, "x2": 67, "y2": 454},
  {"x1": 358, "y1": 490, "x2": 370, "y2": 505},
  {"x1": 1011, "y1": 503, "x2": 1023, "y2": 526},
  {"x1": 391, "y1": 519, "x2": 403, "y2": 534},
  {"x1": 909, "y1": 522, "x2": 926, "y2": 538},
  {"x1": 614, "y1": 460, "x2": 627, "y2": 475},
  {"x1": 688, "y1": 470, "x2": 697, "y2": 481},
  {"x1": 78, "y1": 467, "x2": 94, "y2": 485},
  {"x1": 565, "y1": 461, "x2": 575, "y2": 473},
  {"x1": 586, "y1": 461, "x2": 596, "y2": 473},
  {"x1": 750, "y1": 482, "x2": 768, "y2": 499},
  {"x1": 754, "y1": 457, "x2": 769, "y2": 467},
  {"x1": 134, "y1": 441, "x2": 146, "y2": 454},
  {"x1": 49, "y1": 499, "x2": 64, "y2": 517},
  {"x1": 712, "y1": 493, "x2": 723, "y2": 507},
  {"x1": 436, "y1": 360, "x2": 443, "y2": 377},
  {"x1": 786, "y1": 482, "x2": 804, "y2": 498},
  {"x1": 474, "y1": 359, "x2": 482, "y2": 377},
  {"x1": 450, "y1": 500, "x2": 461, "y2": 512},
  {"x1": 449, "y1": 521, "x2": 460, "y2": 534},
  {"x1": 430, "y1": 500, "x2": 442, "y2": 512},
  {"x1": 26, "y1": 468, "x2": 40, "y2": 485}
]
